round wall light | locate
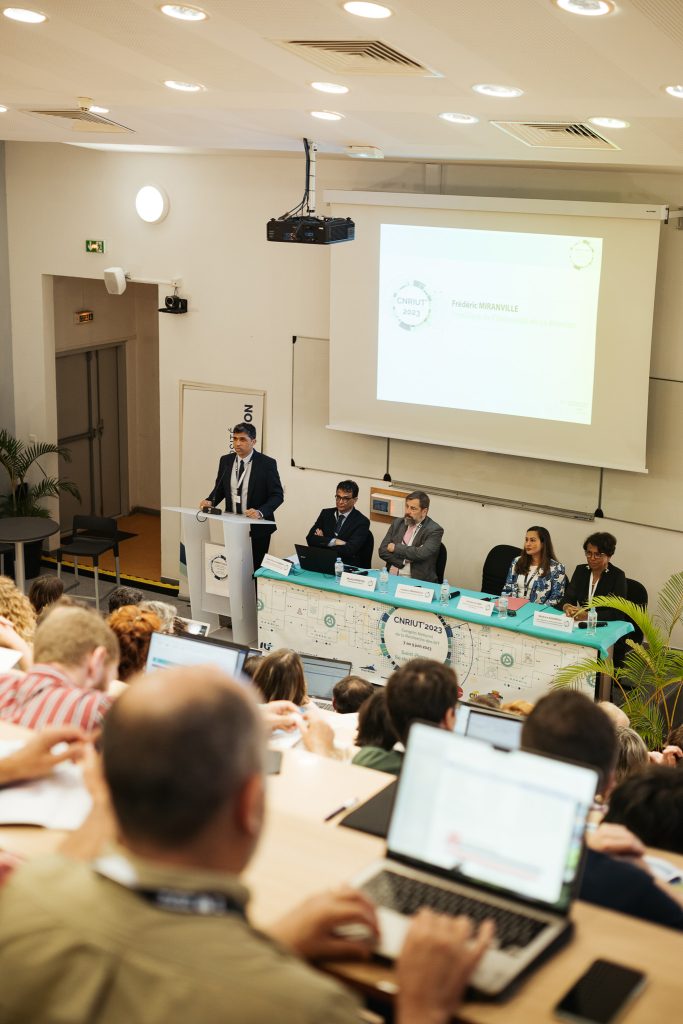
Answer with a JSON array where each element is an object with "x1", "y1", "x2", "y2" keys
[{"x1": 135, "y1": 184, "x2": 169, "y2": 224}]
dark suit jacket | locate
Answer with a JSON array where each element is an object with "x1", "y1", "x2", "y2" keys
[
  {"x1": 206, "y1": 450, "x2": 283, "y2": 536},
  {"x1": 305, "y1": 507, "x2": 371, "y2": 563},
  {"x1": 563, "y1": 562, "x2": 627, "y2": 621},
  {"x1": 378, "y1": 515, "x2": 444, "y2": 583}
]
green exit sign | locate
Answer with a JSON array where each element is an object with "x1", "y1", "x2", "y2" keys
[{"x1": 85, "y1": 239, "x2": 105, "y2": 253}]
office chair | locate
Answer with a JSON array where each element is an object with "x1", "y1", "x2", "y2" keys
[
  {"x1": 55, "y1": 515, "x2": 121, "y2": 611},
  {"x1": 613, "y1": 577, "x2": 648, "y2": 672},
  {"x1": 435, "y1": 543, "x2": 447, "y2": 585},
  {"x1": 481, "y1": 544, "x2": 522, "y2": 595},
  {"x1": 356, "y1": 531, "x2": 375, "y2": 570}
]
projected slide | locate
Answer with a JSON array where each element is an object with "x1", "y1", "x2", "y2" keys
[{"x1": 377, "y1": 224, "x2": 603, "y2": 424}]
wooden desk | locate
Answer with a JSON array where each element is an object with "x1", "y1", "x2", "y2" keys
[{"x1": 2, "y1": 725, "x2": 683, "y2": 1022}]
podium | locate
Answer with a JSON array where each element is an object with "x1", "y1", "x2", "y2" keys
[{"x1": 164, "y1": 507, "x2": 275, "y2": 647}]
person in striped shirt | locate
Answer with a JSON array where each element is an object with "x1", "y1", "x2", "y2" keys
[{"x1": 0, "y1": 605, "x2": 119, "y2": 732}]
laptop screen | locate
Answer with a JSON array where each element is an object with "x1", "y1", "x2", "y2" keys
[
  {"x1": 388, "y1": 724, "x2": 597, "y2": 912},
  {"x1": 301, "y1": 653, "x2": 353, "y2": 700},
  {"x1": 464, "y1": 709, "x2": 523, "y2": 750},
  {"x1": 145, "y1": 632, "x2": 248, "y2": 679}
]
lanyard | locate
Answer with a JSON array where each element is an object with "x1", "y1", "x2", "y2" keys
[
  {"x1": 523, "y1": 568, "x2": 540, "y2": 597},
  {"x1": 94, "y1": 856, "x2": 246, "y2": 919}
]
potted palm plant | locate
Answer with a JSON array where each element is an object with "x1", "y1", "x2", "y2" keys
[
  {"x1": 0, "y1": 428, "x2": 80, "y2": 579},
  {"x1": 554, "y1": 571, "x2": 683, "y2": 749}
]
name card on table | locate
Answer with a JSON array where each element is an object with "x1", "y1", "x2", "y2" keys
[
  {"x1": 261, "y1": 554, "x2": 292, "y2": 577},
  {"x1": 457, "y1": 596, "x2": 494, "y2": 617},
  {"x1": 533, "y1": 610, "x2": 574, "y2": 634},
  {"x1": 340, "y1": 571, "x2": 377, "y2": 593},
  {"x1": 395, "y1": 583, "x2": 434, "y2": 604}
]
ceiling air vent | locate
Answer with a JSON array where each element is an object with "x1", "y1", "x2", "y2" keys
[
  {"x1": 491, "y1": 121, "x2": 619, "y2": 150},
  {"x1": 277, "y1": 39, "x2": 430, "y2": 75},
  {"x1": 22, "y1": 108, "x2": 134, "y2": 133}
]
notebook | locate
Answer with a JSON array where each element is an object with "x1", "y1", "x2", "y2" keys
[
  {"x1": 301, "y1": 652, "x2": 352, "y2": 711},
  {"x1": 145, "y1": 631, "x2": 248, "y2": 678},
  {"x1": 351, "y1": 723, "x2": 597, "y2": 999},
  {"x1": 455, "y1": 705, "x2": 524, "y2": 751}
]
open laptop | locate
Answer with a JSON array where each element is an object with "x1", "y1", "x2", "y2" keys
[
  {"x1": 455, "y1": 704, "x2": 524, "y2": 751},
  {"x1": 295, "y1": 544, "x2": 338, "y2": 575},
  {"x1": 301, "y1": 653, "x2": 352, "y2": 711},
  {"x1": 145, "y1": 631, "x2": 248, "y2": 678},
  {"x1": 352, "y1": 723, "x2": 597, "y2": 999}
]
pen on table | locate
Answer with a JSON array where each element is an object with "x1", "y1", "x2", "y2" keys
[{"x1": 324, "y1": 797, "x2": 359, "y2": 822}]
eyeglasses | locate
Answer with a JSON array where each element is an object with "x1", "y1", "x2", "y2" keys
[
  {"x1": 585, "y1": 550, "x2": 605, "y2": 559},
  {"x1": 335, "y1": 494, "x2": 353, "y2": 503}
]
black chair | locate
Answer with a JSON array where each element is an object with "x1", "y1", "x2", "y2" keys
[
  {"x1": 356, "y1": 531, "x2": 374, "y2": 570},
  {"x1": 481, "y1": 544, "x2": 521, "y2": 595},
  {"x1": 55, "y1": 515, "x2": 121, "y2": 611},
  {"x1": 613, "y1": 577, "x2": 648, "y2": 670},
  {"x1": 435, "y1": 543, "x2": 447, "y2": 585}
]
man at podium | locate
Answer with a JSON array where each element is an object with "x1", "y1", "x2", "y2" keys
[{"x1": 200, "y1": 422, "x2": 283, "y2": 569}]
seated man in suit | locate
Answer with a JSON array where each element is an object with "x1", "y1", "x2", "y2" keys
[
  {"x1": 378, "y1": 490, "x2": 444, "y2": 582},
  {"x1": 305, "y1": 480, "x2": 371, "y2": 567},
  {"x1": 200, "y1": 422, "x2": 283, "y2": 570}
]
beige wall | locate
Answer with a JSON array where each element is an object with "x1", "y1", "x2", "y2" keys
[{"x1": 4, "y1": 142, "x2": 683, "y2": 639}]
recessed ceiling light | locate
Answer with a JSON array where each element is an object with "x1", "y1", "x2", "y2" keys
[
  {"x1": 311, "y1": 110, "x2": 344, "y2": 121},
  {"x1": 439, "y1": 112, "x2": 479, "y2": 124},
  {"x1": 664, "y1": 85, "x2": 683, "y2": 99},
  {"x1": 0, "y1": 105, "x2": 8, "y2": 113},
  {"x1": 311, "y1": 82, "x2": 349, "y2": 95},
  {"x1": 89, "y1": 105, "x2": 110, "y2": 115},
  {"x1": 164, "y1": 80, "x2": 205, "y2": 92},
  {"x1": 159, "y1": 3, "x2": 207, "y2": 20},
  {"x1": 345, "y1": 145, "x2": 383, "y2": 159},
  {"x1": 472, "y1": 83, "x2": 523, "y2": 98},
  {"x1": 2, "y1": 7, "x2": 47, "y2": 22},
  {"x1": 342, "y1": 2, "x2": 392, "y2": 19},
  {"x1": 589, "y1": 116, "x2": 629, "y2": 128},
  {"x1": 554, "y1": 0, "x2": 615, "y2": 16}
]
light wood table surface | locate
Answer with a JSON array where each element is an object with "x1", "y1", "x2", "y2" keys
[{"x1": 2, "y1": 721, "x2": 683, "y2": 1022}]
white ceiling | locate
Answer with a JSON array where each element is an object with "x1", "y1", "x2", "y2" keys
[{"x1": 1, "y1": 0, "x2": 683, "y2": 168}]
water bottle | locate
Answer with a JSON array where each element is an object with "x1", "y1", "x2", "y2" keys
[
  {"x1": 334, "y1": 557, "x2": 343, "y2": 585},
  {"x1": 498, "y1": 594, "x2": 508, "y2": 618},
  {"x1": 440, "y1": 578, "x2": 450, "y2": 605},
  {"x1": 587, "y1": 607, "x2": 598, "y2": 635},
  {"x1": 378, "y1": 567, "x2": 389, "y2": 594}
]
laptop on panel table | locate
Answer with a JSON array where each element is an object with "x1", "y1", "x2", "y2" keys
[
  {"x1": 301, "y1": 653, "x2": 352, "y2": 711},
  {"x1": 145, "y1": 632, "x2": 248, "y2": 679},
  {"x1": 352, "y1": 723, "x2": 597, "y2": 999}
]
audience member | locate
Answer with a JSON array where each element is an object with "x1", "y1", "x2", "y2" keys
[
  {"x1": 351, "y1": 689, "x2": 401, "y2": 774},
  {"x1": 28, "y1": 574, "x2": 64, "y2": 616},
  {"x1": 605, "y1": 766, "x2": 683, "y2": 854},
  {"x1": 468, "y1": 693, "x2": 501, "y2": 710},
  {"x1": 108, "y1": 606, "x2": 162, "y2": 682},
  {"x1": 666, "y1": 724, "x2": 683, "y2": 749},
  {"x1": 139, "y1": 599, "x2": 176, "y2": 633},
  {"x1": 0, "y1": 615, "x2": 32, "y2": 671},
  {"x1": 0, "y1": 666, "x2": 492, "y2": 1024},
  {"x1": 253, "y1": 648, "x2": 308, "y2": 705},
  {"x1": 0, "y1": 605, "x2": 118, "y2": 730},
  {"x1": 0, "y1": 725, "x2": 88, "y2": 785},
  {"x1": 241, "y1": 654, "x2": 262, "y2": 680},
  {"x1": 614, "y1": 727, "x2": 649, "y2": 785},
  {"x1": 522, "y1": 690, "x2": 683, "y2": 930},
  {"x1": 0, "y1": 574, "x2": 36, "y2": 642},
  {"x1": 597, "y1": 700, "x2": 629, "y2": 730},
  {"x1": 499, "y1": 699, "x2": 534, "y2": 717},
  {"x1": 386, "y1": 659, "x2": 459, "y2": 749},
  {"x1": 107, "y1": 585, "x2": 144, "y2": 615},
  {"x1": 332, "y1": 676, "x2": 374, "y2": 714}
]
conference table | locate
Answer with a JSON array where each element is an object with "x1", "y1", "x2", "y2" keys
[
  {"x1": 0, "y1": 721, "x2": 681, "y2": 1023},
  {"x1": 256, "y1": 566, "x2": 632, "y2": 703},
  {"x1": 0, "y1": 516, "x2": 60, "y2": 592}
]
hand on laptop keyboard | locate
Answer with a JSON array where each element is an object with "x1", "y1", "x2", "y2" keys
[{"x1": 396, "y1": 910, "x2": 495, "y2": 1024}]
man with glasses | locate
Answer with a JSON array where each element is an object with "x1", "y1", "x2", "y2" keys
[
  {"x1": 379, "y1": 490, "x2": 444, "y2": 582},
  {"x1": 200, "y1": 422, "x2": 283, "y2": 570},
  {"x1": 305, "y1": 480, "x2": 371, "y2": 567}
]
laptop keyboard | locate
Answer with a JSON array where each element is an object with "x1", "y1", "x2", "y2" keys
[
  {"x1": 361, "y1": 870, "x2": 547, "y2": 950},
  {"x1": 312, "y1": 698, "x2": 334, "y2": 711}
]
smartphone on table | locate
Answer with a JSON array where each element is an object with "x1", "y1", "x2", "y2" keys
[{"x1": 554, "y1": 959, "x2": 646, "y2": 1024}]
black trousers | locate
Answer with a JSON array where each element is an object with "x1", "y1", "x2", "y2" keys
[{"x1": 250, "y1": 531, "x2": 272, "y2": 572}]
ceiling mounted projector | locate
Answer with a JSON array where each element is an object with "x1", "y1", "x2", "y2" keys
[{"x1": 267, "y1": 139, "x2": 355, "y2": 246}]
